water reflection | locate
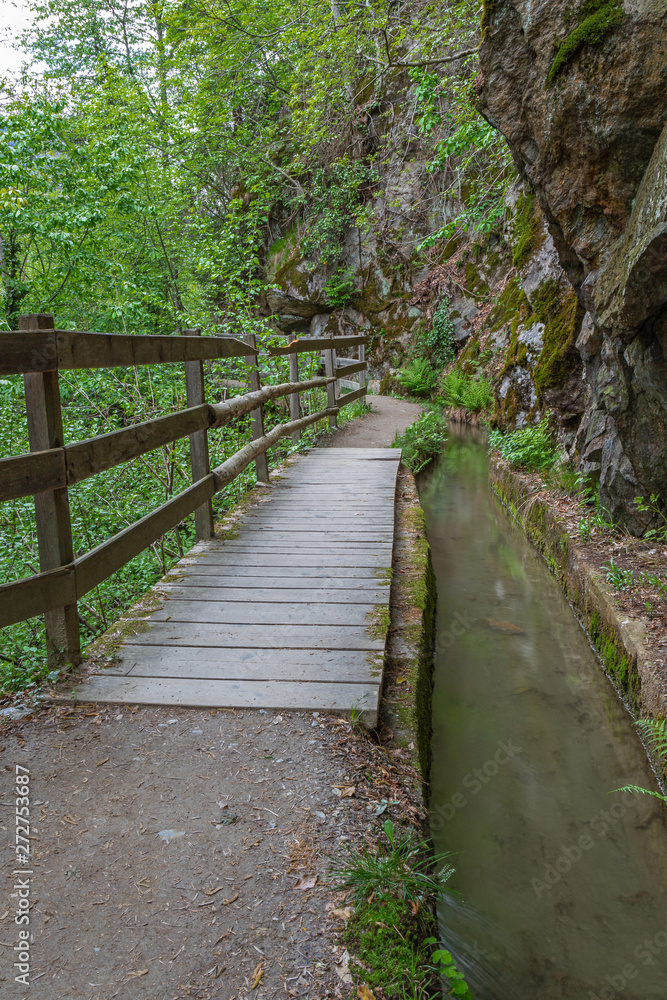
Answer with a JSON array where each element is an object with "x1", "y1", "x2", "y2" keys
[{"x1": 420, "y1": 433, "x2": 667, "y2": 999}]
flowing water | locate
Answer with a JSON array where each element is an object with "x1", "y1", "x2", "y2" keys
[{"x1": 419, "y1": 428, "x2": 667, "y2": 1000}]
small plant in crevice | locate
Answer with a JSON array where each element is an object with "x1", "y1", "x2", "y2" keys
[
  {"x1": 395, "y1": 358, "x2": 440, "y2": 398},
  {"x1": 615, "y1": 719, "x2": 667, "y2": 803},
  {"x1": 488, "y1": 419, "x2": 558, "y2": 472},
  {"x1": 330, "y1": 818, "x2": 455, "y2": 907},
  {"x1": 394, "y1": 408, "x2": 448, "y2": 474},
  {"x1": 601, "y1": 557, "x2": 635, "y2": 593},
  {"x1": 323, "y1": 267, "x2": 357, "y2": 308},
  {"x1": 634, "y1": 493, "x2": 667, "y2": 542},
  {"x1": 574, "y1": 472, "x2": 617, "y2": 540}
]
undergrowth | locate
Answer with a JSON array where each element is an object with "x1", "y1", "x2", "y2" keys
[
  {"x1": 394, "y1": 408, "x2": 448, "y2": 474},
  {"x1": 488, "y1": 420, "x2": 558, "y2": 472},
  {"x1": 440, "y1": 371, "x2": 493, "y2": 413},
  {"x1": 395, "y1": 359, "x2": 440, "y2": 399},
  {"x1": 331, "y1": 819, "x2": 472, "y2": 1000}
]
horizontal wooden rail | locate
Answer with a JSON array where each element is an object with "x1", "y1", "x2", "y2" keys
[
  {"x1": 334, "y1": 360, "x2": 366, "y2": 377},
  {"x1": 0, "y1": 329, "x2": 255, "y2": 376},
  {"x1": 0, "y1": 405, "x2": 338, "y2": 628},
  {"x1": 211, "y1": 406, "x2": 338, "y2": 490},
  {"x1": 0, "y1": 377, "x2": 336, "y2": 502},
  {"x1": 337, "y1": 385, "x2": 368, "y2": 408},
  {"x1": 267, "y1": 335, "x2": 367, "y2": 356}
]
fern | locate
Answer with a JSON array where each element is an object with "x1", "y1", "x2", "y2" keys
[
  {"x1": 636, "y1": 718, "x2": 667, "y2": 757},
  {"x1": 614, "y1": 718, "x2": 667, "y2": 803},
  {"x1": 395, "y1": 359, "x2": 439, "y2": 398}
]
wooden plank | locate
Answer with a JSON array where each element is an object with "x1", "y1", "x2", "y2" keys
[
  {"x1": 267, "y1": 335, "x2": 366, "y2": 356},
  {"x1": 171, "y1": 564, "x2": 383, "y2": 578},
  {"x1": 160, "y1": 585, "x2": 389, "y2": 604},
  {"x1": 123, "y1": 621, "x2": 383, "y2": 649},
  {"x1": 0, "y1": 329, "x2": 255, "y2": 374},
  {"x1": 188, "y1": 553, "x2": 389, "y2": 567},
  {"x1": 103, "y1": 646, "x2": 383, "y2": 682},
  {"x1": 72, "y1": 675, "x2": 381, "y2": 715},
  {"x1": 0, "y1": 448, "x2": 67, "y2": 501},
  {"x1": 65, "y1": 405, "x2": 212, "y2": 485},
  {"x1": 74, "y1": 475, "x2": 216, "y2": 596},
  {"x1": 335, "y1": 360, "x2": 366, "y2": 377},
  {"x1": 147, "y1": 599, "x2": 378, "y2": 626},
  {"x1": 166, "y1": 570, "x2": 385, "y2": 585},
  {"x1": 183, "y1": 329, "x2": 214, "y2": 541},
  {"x1": 0, "y1": 566, "x2": 77, "y2": 629},
  {"x1": 21, "y1": 314, "x2": 81, "y2": 667},
  {"x1": 338, "y1": 385, "x2": 368, "y2": 406}
]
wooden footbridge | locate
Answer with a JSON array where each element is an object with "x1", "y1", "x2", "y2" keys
[{"x1": 0, "y1": 315, "x2": 401, "y2": 724}]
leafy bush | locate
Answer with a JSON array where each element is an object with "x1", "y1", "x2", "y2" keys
[
  {"x1": 488, "y1": 420, "x2": 558, "y2": 471},
  {"x1": 440, "y1": 371, "x2": 493, "y2": 412},
  {"x1": 394, "y1": 408, "x2": 448, "y2": 473},
  {"x1": 395, "y1": 359, "x2": 439, "y2": 398}
]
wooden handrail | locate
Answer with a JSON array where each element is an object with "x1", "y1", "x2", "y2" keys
[
  {"x1": 0, "y1": 377, "x2": 336, "y2": 502},
  {"x1": 0, "y1": 328, "x2": 254, "y2": 376},
  {"x1": 267, "y1": 334, "x2": 367, "y2": 356},
  {"x1": 1, "y1": 311, "x2": 368, "y2": 663},
  {"x1": 0, "y1": 405, "x2": 338, "y2": 629}
]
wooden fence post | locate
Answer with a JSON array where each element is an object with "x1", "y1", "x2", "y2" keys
[
  {"x1": 288, "y1": 345, "x2": 300, "y2": 444},
  {"x1": 20, "y1": 313, "x2": 81, "y2": 668},
  {"x1": 324, "y1": 344, "x2": 338, "y2": 429},
  {"x1": 183, "y1": 329, "x2": 214, "y2": 540},
  {"x1": 243, "y1": 333, "x2": 270, "y2": 483},
  {"x1": 358, "y1": 340, "x2": 366, "y2": 389}
]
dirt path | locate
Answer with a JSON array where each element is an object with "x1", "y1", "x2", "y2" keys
[
  {"x1": 324, "y1": 395, "x2": 422, "y2": 449},
  {"x1": 0, "y1": 396, "x2": 423, "y2": 1000}
]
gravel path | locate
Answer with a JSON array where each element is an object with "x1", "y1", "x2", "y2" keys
[{"x1": 0, "y1": 396, "x2": 423, "y2": 1000}]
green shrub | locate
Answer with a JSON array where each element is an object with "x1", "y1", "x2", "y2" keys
[
  {"x1": 394, "y1": 407, "x2": 448, "y2": 473},
  {"x1": 395, "y1": 359, "x2": 439, "y2": 398},
  {"x1": 440, "y1": 371, "x2": 493, "y2": 412},
  {"x1": 488, "y1": 420, "x2": 558, "y2": 471}
]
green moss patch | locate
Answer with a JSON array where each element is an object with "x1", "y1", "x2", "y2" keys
[
  {"x1": 512, "y1": 194, "x2": 544, "y2": 269},
  {"x1": 546, "y1": 1, "x2": 624, "y2": 86},
  {"x1": 530, "y1": 280, "x2": 583, "y2": 402},
  {"x1": 345, "y1": 897, "x2": 431, "y2": 999}
]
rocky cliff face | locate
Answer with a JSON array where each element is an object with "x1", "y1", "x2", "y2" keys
[
  {"x1": 477, "y1": 0, "x2": 667, "y2": 530},
  {"x1": 262, "y1": 0, "x2": 667, "y2": 532}
]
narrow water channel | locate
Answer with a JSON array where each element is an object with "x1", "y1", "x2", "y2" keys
[{"x1": 419, "y1": 428, "x2": 667, "y2": 999}]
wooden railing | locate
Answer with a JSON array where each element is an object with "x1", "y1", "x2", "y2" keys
[{"x1": 0, "y1": 314, "x2": 368, "y2": 667}]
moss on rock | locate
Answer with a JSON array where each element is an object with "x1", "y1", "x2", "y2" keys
[
  {"x1": 530, "y1": 280, "x2": 583, "y2": 402},
  {"x1": 546, "y1": 1, "x2": 624, "y2": 87}
]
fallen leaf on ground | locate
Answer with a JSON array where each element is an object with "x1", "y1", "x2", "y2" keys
[
  {"x1": 358, "y1": 987, "x2": 376, "y2": 1000},
  {"x1": 126, "y1": 970, "x2": 148, "y2": 978},
  {"x1": 294, "y1": 875, "x2": 318, "y2": 891},
  {"x1": 332, "y1": 785, "x2": 356, "y2": 797},
  {"x1": 334, "y1": 949, "x2": 354, "y2": 986},
  {"x1": 332, "y1": 907, "x2": 353, "y2": 922}
]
